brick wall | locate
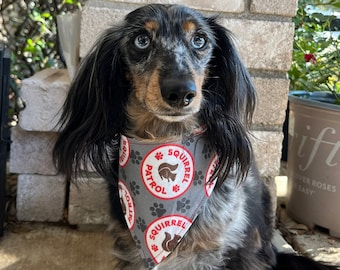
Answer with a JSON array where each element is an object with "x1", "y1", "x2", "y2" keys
[{"x1": 10, "y1": 0, "x2": 297, "y2": 226}]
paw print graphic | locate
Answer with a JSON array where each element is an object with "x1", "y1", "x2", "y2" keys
[
  {"x1": 133, "y1": 235, "x2": 142, "y2": 249},
  {"x1": 143, "y1": 258, "x2": 156, "y2": 269},
  {"x1": 194, "y1": 170, "x2": 204, "y2": 186},
  {"x1": 130, "y1": 150, "x2": 143, "y2": 165},
  {"x1": 172, "y1": 184, "x2": 181, "y2": 192},
  {"x1": 136, "y1": 217, "x2": 147, "y2": 232},
  {"x1": 184, "y1": 137, "x2": 195, "y2": 147},
  {"x1": 202, "y1": 143, "x2": 213, "y2": 159},
  {"x1": 151, "y1": 244, "x2": 159, "y2": 252},
  {"x1": 129, "y1": 181, "x2": 140, "y2": 196},
  {"x1": 154, "y1": 152, "x2": 163, "y2": 160},
  {"x1": 176, "y1": 198, "x2": 191, "y2": 213},
  {"x1": 150, "y1": 203, "x2": 166, "y2": 217}
]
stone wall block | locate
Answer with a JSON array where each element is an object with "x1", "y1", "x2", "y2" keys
[
  {"x1": 9, "y1": 127, "x2": 57, "y2": 175},
  {"x1": 251, "y1": 131, "x2": 284, "y2": 177},
  {"x1": 80, "y1": 1, "x2": 248, "y2": 57},
  {"x1": 16, "y1": 174, "x2": 66, "y2": 222},
  {"x1": 80, "y1": 6, "x2": 127, "y2": 57},
  {"x1": 250, "y1": 0, "x2": 298, "y2": 17},
  {"x1": 252, "y1": 77, "x2": 290, "y2": 127},
  {"x1": 221, "y1": 19, "x2": 295, "y2": 71},
  {"x1": 68, "y1": 177, "x2": 111, "y2": 225},
  {"x1": 19, "y1": 68, "x2": 70, "y2": 132},
  {"x1": 101, "y1": 0, "x2": 246, "y2": 13}
]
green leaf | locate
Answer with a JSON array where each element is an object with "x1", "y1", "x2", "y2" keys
[{"x1": 41, "y1": 12, "x2": 51, "y2": 18}]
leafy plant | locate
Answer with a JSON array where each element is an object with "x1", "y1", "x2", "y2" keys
[
  {"x1": 288, "y1": 0, "x2": 340, "y2": 104},
  {"x1": 0, "y1": 0, "x2": 83, "y2": 124}
]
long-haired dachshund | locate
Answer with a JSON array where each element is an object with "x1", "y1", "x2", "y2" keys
[{"x1": 53, "y1": 4, "x2": 338, "y2": 270}]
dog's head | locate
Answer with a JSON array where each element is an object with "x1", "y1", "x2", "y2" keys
[
  {"x1": 121, "y1": 5, "x2": 215, "y2": 125},
  {"x1": 53, "y1": 4, "x2": 256, "y2": 184}
]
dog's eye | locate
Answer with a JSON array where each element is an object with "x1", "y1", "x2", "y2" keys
[
  {"x1": 191, "y1": 34, "x2": 207, "y2": 49},
  {"x1": 134, "y1": 34, "x2": 151, "y2": 49}
]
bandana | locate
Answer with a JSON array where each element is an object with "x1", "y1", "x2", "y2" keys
[{"x1": 118, "y1": 130, "x2": 218, "y2": 269}]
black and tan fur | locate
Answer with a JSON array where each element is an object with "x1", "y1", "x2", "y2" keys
[{"x1": 53, "y1": 4, "x2": 338, "y2": 270}]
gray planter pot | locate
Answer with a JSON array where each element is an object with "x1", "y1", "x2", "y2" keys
[{"x1": 287, "y1": 91, "x2": 340, "y2": 237}]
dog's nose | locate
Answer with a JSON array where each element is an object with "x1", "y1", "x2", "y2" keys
[{"x1": 160, "y1": 78, "x2": 197, "y2": 107}]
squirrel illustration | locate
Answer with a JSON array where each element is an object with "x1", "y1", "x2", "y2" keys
[
  {"x1": 158, "y1": 163, "x2": 179, "y2": 182},
  {"x1": 162, "y1": 232, "x2": 181, "y2": 252}
]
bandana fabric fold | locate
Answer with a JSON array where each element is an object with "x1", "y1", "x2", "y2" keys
[{"x1": 118, "y1": 131, "x2": 218, "y2": 269}]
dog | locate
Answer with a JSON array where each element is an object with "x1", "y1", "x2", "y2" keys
[{"x1": 53, "y1": 4, "x2": 338, "y2": 270}]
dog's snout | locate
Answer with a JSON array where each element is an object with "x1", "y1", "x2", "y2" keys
[{"x1": 161, "y1": 78, "x2": 197, "y2": 107}]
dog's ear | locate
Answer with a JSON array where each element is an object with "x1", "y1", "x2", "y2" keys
[
  {"x1": 53, "y1": 26, "x2": 130, "y2": 181},
  {"x1": 202, "y1": 18, "x2": 256, "y2": 184}
]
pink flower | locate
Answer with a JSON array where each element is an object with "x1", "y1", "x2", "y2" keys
[{"x1": 304, "y1": 53, "x2": 316, "y2": 64}]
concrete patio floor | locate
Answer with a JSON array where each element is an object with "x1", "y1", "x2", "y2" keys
[
  {"x1": 277, "y1": 205, "x2": 340, "y2": 267},
  {"x1": 0, "y1": 223, "x2": 114, "y2": 270},
  {"x1": 0, "y1": 215, "x2": 339, "y2": 269}
]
